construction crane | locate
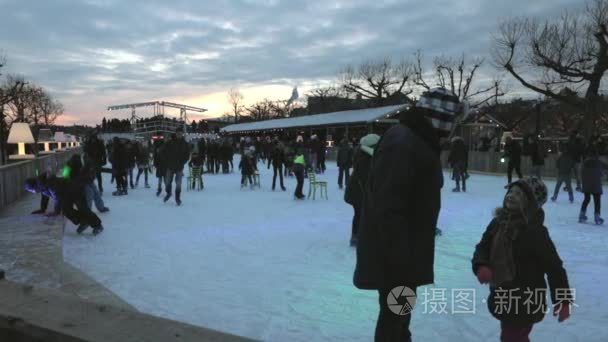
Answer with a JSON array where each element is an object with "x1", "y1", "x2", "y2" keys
[{"x1": 107, "y1": 101, "x2": 207, "y2": 132}]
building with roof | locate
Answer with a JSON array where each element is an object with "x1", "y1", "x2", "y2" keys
[{"x1": 221, "y1": 104, "x2": 406, "y2": 144}]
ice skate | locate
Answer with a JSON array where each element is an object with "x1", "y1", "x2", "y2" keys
[
  {"x1": 595, "y1": 213, "x2": 604, "y2": 225},
  {"x1": 163, "y1": 193, "x2": 171, "y2": 203},
  {"x1": 452, "y1": 187, "x2": 460, "y2": 193},
  {"x1": 92, "y1": 225, "x2": 104, "y2": 236},
  {"x1": 99, "y1": 207, "x2": 110, "y2": 213},
  {"x1": 579, "y1": 211, "x2": 588, "y2": 223},
  {"x1": 77, "y1": 223, "x2": 90, "y2": 234}
]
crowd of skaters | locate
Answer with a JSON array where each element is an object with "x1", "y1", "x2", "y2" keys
[{"x1": 452, "y1": 129, "x2": 608, "y2": 225}]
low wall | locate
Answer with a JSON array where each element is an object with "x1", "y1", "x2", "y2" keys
[
  {"x1": 0, "y1": 149, "x2": 82, "y2": 211},
  {"x1": 441, "y1": 151, "x2": 560, "y2": 179},
  {"x1": 0, "y1": 279, "x2": 257, "y2": 342}
]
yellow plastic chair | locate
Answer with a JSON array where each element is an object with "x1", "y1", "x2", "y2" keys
[
  {"x1": 187, "y1": 167, "x2": 204, "y2": 191},
  {"x1": 307, "y1": 169, "x2": 328, "y2": 200},
  {"x1": 253, "y1": 171, "x2": 261, "y2": 188}
]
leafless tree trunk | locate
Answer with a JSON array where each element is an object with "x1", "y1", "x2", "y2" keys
[
  {"x1": 493, "y1": 0, "x2": 608, "y2": 138},
  {"x1": 227, "y1": 87, "x2": 244, "y2": 123}
]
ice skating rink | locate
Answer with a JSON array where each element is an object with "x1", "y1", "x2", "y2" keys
[{"x1": 64, "y1": 160, "x2": 608, "y2": 341}]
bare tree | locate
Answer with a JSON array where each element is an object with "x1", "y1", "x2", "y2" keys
[
  {"x1": 414, "y1": 50, "x2": 505, "y2": 109},
  {"x1": 227, "y1": 87, "x2": 244, "y2": 123},
  {"x1": 493, "y1": 0, "x2": 608, "y2": 137},
  {"x1": 38, "y1": 92, "x2": 64, "y2": 126},
  {"x1": 339, "y1": 57, "x2": 414, "y2": 106}
]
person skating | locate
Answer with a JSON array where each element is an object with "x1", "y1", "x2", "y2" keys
[
  {"x1": 579, "y1": 148, "x2": 607, "y2": 224},
  {"x1": 268, "y1": 140, "x2": 286, "y2": 191},
  {"x1": 163, "y1": 129, "x2": 190, "y2": 205},
  {"x1": 503, "y1": 136, "x2": 522, "y2": 188},
  {"x1": 239, "y1": 149, "x2": 255, "y2": 189},
  {"x1": 25, "y1": 172, "x2": 105, "y2": 235},
  {"x1": 472, "y1": 178, "x2": 572, "y2": 341},
  {"x1": 552, "y1": 148, "x2": 574, "y2": 202},
  {"x1": 448, "y1": 136, "x2": 468, "y2": 192},
  {"x1": 293, "y1": 149, "x2": 306, "y2": 199},
  {"x1": 188, "y1": 151, "x2": 204, "y2": 190},
  {"x1": 153, "y1": 135, "x2": 167, "y2": 197},
  {"x1": 337, "y1": 138, "x2": 353, "y2": 190},
  {"x1": 530, "y1": 138, "x2": 546, "y2": 180},
  {"x1": 83, "y1": 132, "x2": 106, "y2": 193},
  {"x1": 568, "y1": 131, "x2": 585, "y2": 191},
  {"x1": 125, "y1": 140, "x2": 137, "y2": 189},
  {"x1": 110, "y1": 137, "x2": 128, "y2": 196},
  {"x1": 135, "y1": 141, "x2": 151, "y2": 188},
  {"x1": 344, "y1": 134, "x2": 379, "y2": 247},
  {"x1": 354, "y1": 88, "x2": 453, "y2": 341},
  {"x1": 82, "y1": 155, "x2": 110, "y2": 213}
]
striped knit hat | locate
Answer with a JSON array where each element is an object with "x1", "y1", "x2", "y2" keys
[{"x1": 416, "y1": 88, "x2": 468, "y2": 134}]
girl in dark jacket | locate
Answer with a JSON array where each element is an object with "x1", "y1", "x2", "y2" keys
[
  {"x1": 345, "y1": 134, "x2": 379, "y2": 246},
  {"x1": 472, "y1": 178, "x2": 572, "y2": 341},
  {"x1": 579, "y1": 148, "x2": 607, "y2": 224}
]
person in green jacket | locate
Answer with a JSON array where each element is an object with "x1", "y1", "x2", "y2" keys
[{"x1": 293, "y1": 149, "x2": 306, "y2": 199}]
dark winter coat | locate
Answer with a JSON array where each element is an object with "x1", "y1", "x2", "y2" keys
[
  {"x1": 136, "y1": 145, "x2": 150, "y2": 167},
  {"x1": 83, "y1": 137, "x2": 106, "y2": 168},
  {"x1": 568, "y1": 136, "x2": 585, "y2": 163},
  {"x1": 472, "y1": 209, "x2": 571, "y2": 325},
  {"x1": 188, "y1": 154, "x2": 204, "y2": 168},
  {"x1": 344, "y1": 148, "x2": 373, "y2": 209},
  {"x1": 268, "y1": 145, "x2": 285, "y2": 168},
  {"x1": 239, "y1": 155, "x2": 255, "y2": 175},
  {"x1": 125, "y1": 143, "x2": 137, "y2": 168},
  {"x1": 354, "y1": 123, "x2": 442, "y2": 290},
  {"x1": 503, "y1": 140, "x2": 522, "y2": 162},
  {"x1": 153, "y1": 140, "x2": 166, "y2": 175},
  {"x1": 448, "y1": 139, "x2": 468, "y2": 168},
  {"x1": 111, "y1": 141, "x2": 128, "y2": 171},
  {"x1": 556, "y1": 153, "x2": 574, "y2": 177},
  {"x1": 581, "y1": 156, "x2": 606, "y2": 195},
  {"x1": 531, "y1": 143, "x2": 546, "y2": 166},
  {"x1": 337, "y1": 143, "x2": 353, "y2": 168},
  {"x1": 163, "y1": 138, "x2": 190, "y2": 172}
]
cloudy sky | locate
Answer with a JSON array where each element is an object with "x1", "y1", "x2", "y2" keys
[{"x1": 0, "y1": 0, "x2": 583, "y2": 125}]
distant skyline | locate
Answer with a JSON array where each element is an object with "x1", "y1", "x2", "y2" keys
[{"x1": 0, "y1": 0, "x2": 583, "y2": 125}]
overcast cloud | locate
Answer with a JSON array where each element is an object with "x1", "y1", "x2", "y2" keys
[{"x1": 0, "y1": 0, "x2": 584, "y2": 124}]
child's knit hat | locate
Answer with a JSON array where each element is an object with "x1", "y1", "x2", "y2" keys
[{"x1": 508, "y1": 177, "x2": 548, "y2": 208}]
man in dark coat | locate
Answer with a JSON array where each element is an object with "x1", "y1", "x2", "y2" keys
[
  {"x1": 345, "y1": 133, "x2": 379, "y2": 247},
  {"x1": 503, "y1": 136, "x2": 522, "y2": 188},
  {"x1": 267, "y1": 140, "x2": 286, "y2": 191},
  {"x1": 567, "y1": 131, "x2": 585, "y2": 191},
  {"x1": 552, "y1": 148, "x2": 574, "y2": 202},
  {"x1": 83, "y1": 133, "x2": 106, "y2": 193},
  {"x1": 162, "y1": 129, "x2": 190, "y2": 205},
  {"x1": 354, "y1": 88, "x2": 459, "y2": 341},
  {"x1": 448, "y1": 136, "x2": 468, "y2": 192},
  {"x1": 153, "y1": 137, "x2": 166, "y2": 197},
  {"x1": 110, "y1": 138, "x2": 128, "y2": 196},
  {"x1": 336, "y1": 138, "x2": 353, "y2": 189}
]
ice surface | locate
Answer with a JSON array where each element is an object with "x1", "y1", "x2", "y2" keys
[{"x1": 64, "y1": 158, "x2": 608, "y2": 341}]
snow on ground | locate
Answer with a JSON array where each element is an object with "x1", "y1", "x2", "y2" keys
[{"x1": 64, "y1": 158, "x2": 608, "y2": 341}]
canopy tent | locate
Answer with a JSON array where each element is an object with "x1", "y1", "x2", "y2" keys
[{"x1": 221, "y1": 104, "x2": 406, "y2": 134}]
